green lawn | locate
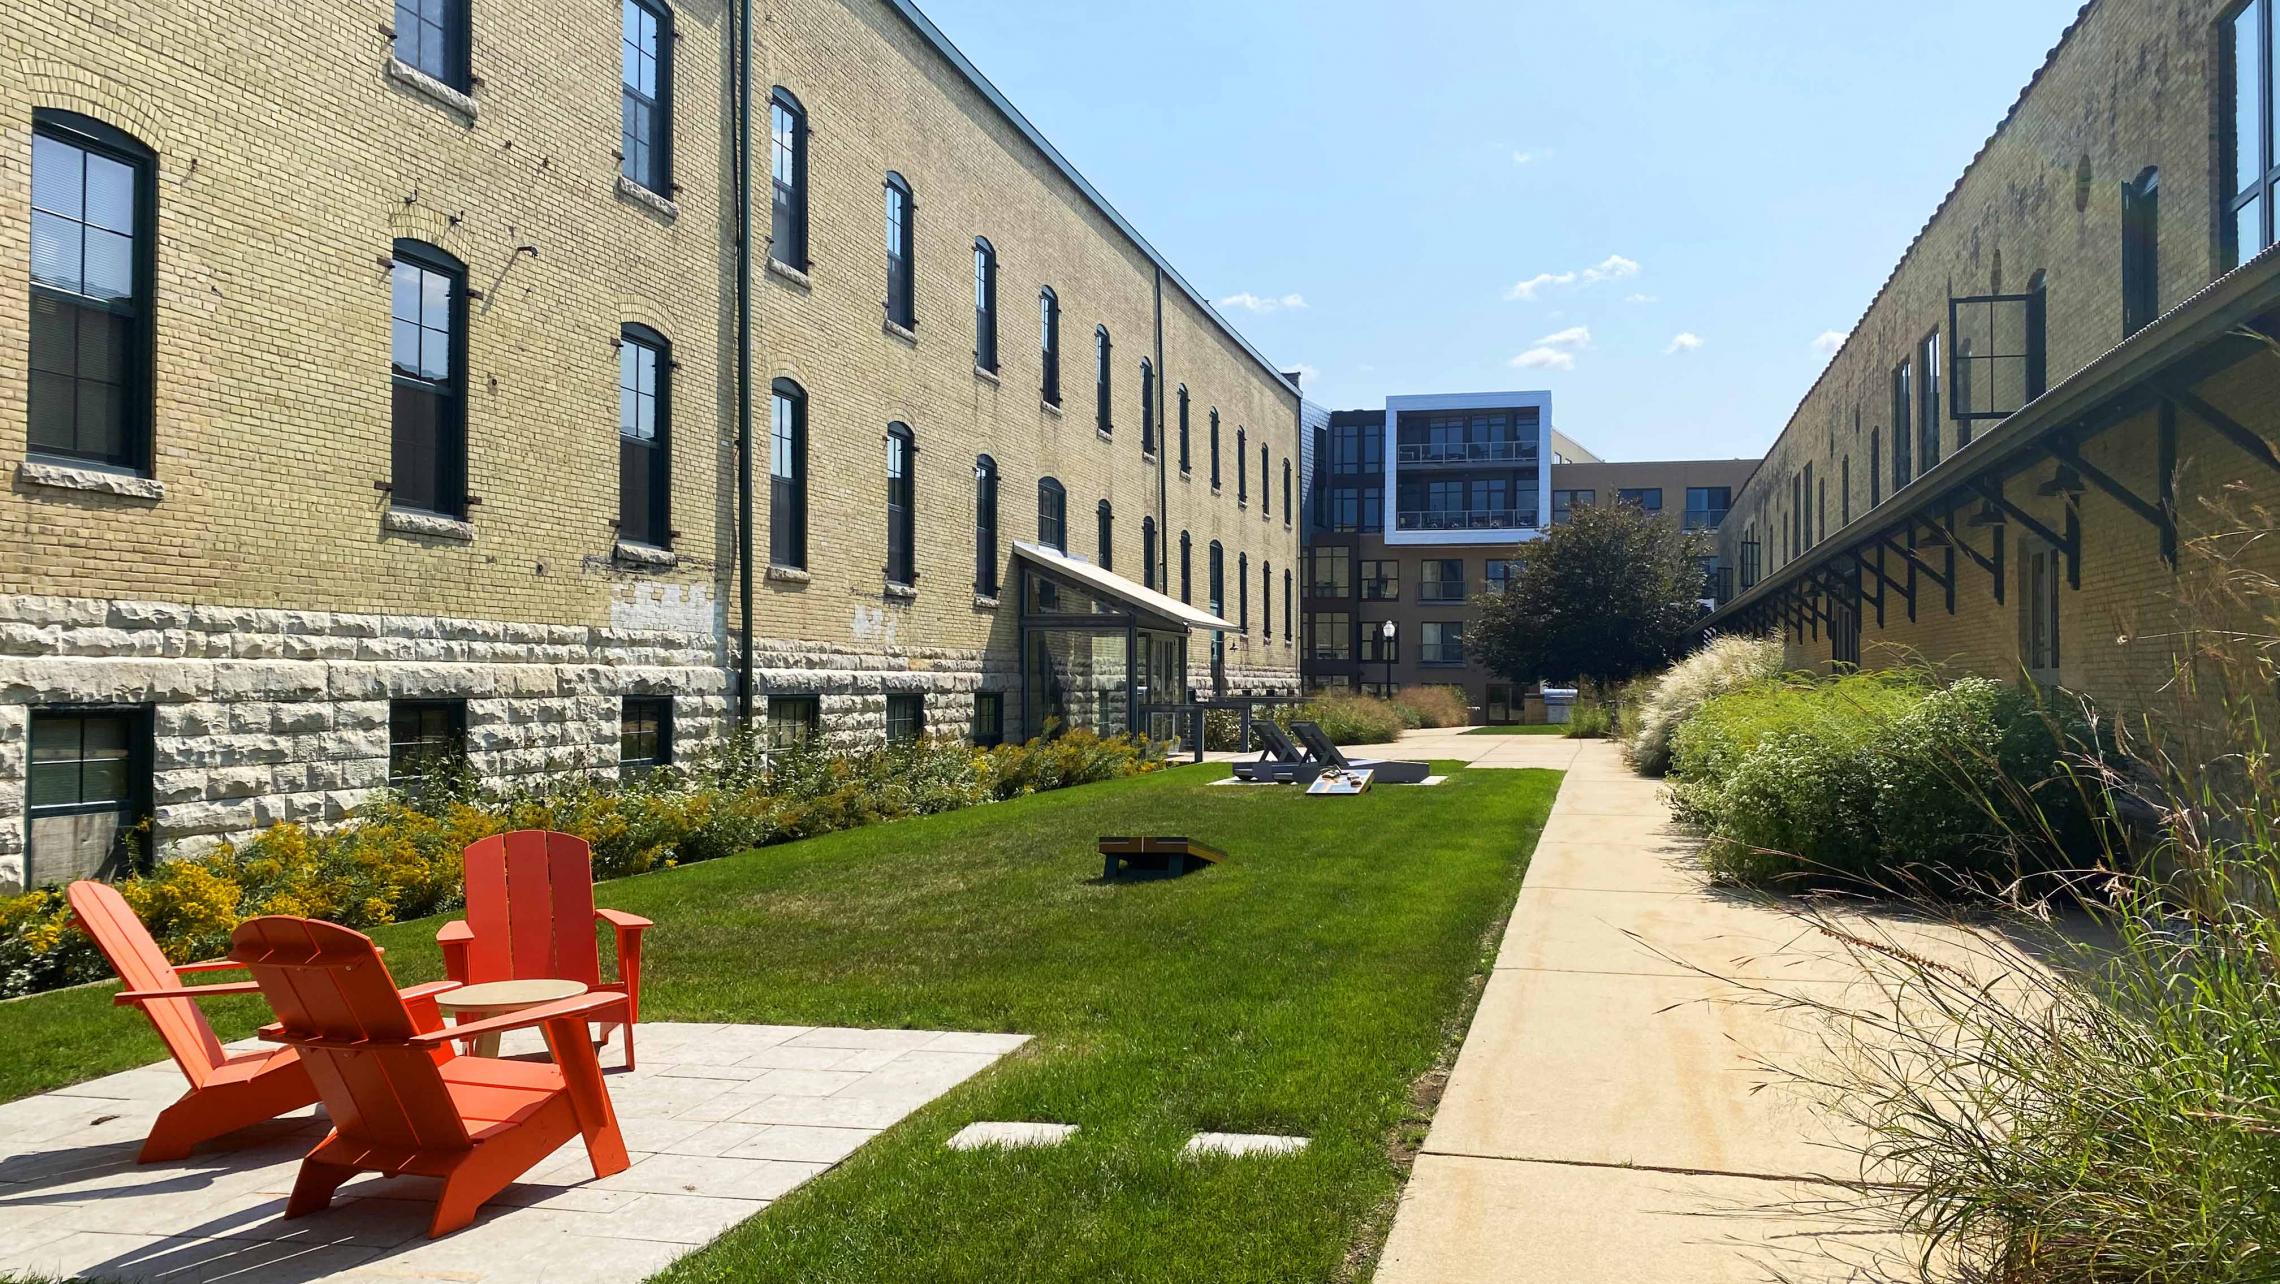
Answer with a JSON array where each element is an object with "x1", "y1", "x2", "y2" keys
[
  {"x1": 1461, "y1": 723, "x2": 1567, "y2": 735},
  {"x1": 3, "y1": 762, "x2": 1558, "y2": 1282}
]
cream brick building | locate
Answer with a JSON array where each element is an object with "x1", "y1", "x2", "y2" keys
[
  {"x1": 0, "y1": 0, "x2": 1300, "y2": 888},
  {"x1": 1709, "y1": 0, "x2": 2280, "y2": 719}
]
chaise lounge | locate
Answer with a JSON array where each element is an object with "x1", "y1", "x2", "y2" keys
[
  {"x1": 1231, "y1": 719, "x2": 1319, "y2": 783},
  {"x1": 1286, "y1": 721, "x2": 1433, "y2": 785}
]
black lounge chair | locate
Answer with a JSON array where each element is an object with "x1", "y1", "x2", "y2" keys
[
  {"x1": 1286, "y1": 720, "x2": 1432, "y2": 785},
  {"x1": 1232, "y1": 719, "x2": 1316, "y2": 783}
]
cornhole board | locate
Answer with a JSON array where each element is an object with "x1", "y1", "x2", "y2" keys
[
  {"x1": 1099, "y1": 836, "x2": 1226, "y2": 880},
  {"x1": 1306, "y1": 768, "x2": 1374, "y2": 796}
]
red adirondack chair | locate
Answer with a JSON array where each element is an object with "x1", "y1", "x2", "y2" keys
[
  {"x1": 68, "y1": 880, "x2": 455, "y2": 1163},
  {"x1": 232, "y1": 914, "x2": 631, "y2": 1238},
  {"x1": 437, "y1": 831, "x2": 651, "y2": 1068}
]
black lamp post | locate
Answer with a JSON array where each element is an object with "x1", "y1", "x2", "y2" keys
[{"x1": 1380, "y1": 619, "x2": 1396, "y2": 695}]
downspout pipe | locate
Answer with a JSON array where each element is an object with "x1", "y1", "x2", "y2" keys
[
  {"x1": 733, "y1": 0, "x2": 755, "y2": 730},
  {"x1": 1153, "y1": 268, "x2": 1168, "y2": 593}
]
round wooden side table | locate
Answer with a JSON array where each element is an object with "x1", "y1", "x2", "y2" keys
[{"x1": 436, "y1": 978, "x2": 589, "y2": 1058}]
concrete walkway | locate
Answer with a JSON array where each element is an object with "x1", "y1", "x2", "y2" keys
[{"x1": 1375, "y1": 738, "x2": 1908, "y2": 1283}]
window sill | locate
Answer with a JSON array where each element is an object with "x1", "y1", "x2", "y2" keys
[
  {"x1": 974, "y1": 364, "x2": 1001, "y2": 387},
  {"x1": 765, "y1": 564, "x2": 811, "y2": 584},
  {"x1": 884, "y1": 581, "x2": 917, "y2": 601},
  {"x1": 1096, "y1": 429, "x2": 1114, "y2": 444},
  {"x1": 973, "y1": 593, "x2": 1001, "y2": 610},
  {"x1": 385, "y1": 57, "x2": 478, "y2": 119},
  {"x1": 17, "y1": 459, "x2": 164, "y2": 500},
  {"x1": 614, "y1": 174, "x2": 679, "y2": 220},
  {"x1": 1040, "y1": 399, "x2": 1063, "y2": 418},
  {"x1": 883, "y1": 318, "x2": 917, "y2": 345},
  {"x1": 614, "y1": 539, "x2": 676, "y2": 567},
  {"x1": 383, "y1": 507, "x2": 474, "y2": 541},
  {"x1": 767, "y1": 258, "x2": 811, "y2": 289}
]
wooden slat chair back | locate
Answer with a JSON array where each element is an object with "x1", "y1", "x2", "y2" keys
[
  {"x1": 233, "y1": 915, "x2": 630, "y2": 1237},
  {"x1": 69, "y1": 880, "x2": 227, "y2": 1083},
  {"x1": 440, "y1": 830, "x2": 651, "y2": 1068},
  {"x1": 459, "y1": 830, "x2": 603, "y2": 986}
]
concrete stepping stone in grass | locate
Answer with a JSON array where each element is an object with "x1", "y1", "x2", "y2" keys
[
  {"x1": 1182, "y1": 1132, "x2": 1309, "y2": 1158},
  {"x1": 946, "y1": 1121, "x2": 1078, "y2": 1150}
]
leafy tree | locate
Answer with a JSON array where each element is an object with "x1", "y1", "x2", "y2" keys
[{"x1": 1473, "y1": 501, "x2": 1710, "y2": 693}]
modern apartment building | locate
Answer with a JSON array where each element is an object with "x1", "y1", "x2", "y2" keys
[
  {"x1": 1706, "y1": 0, "x2": 2280, "y2": 717},
  {"x1": 1300, "y1": 391, "x2": 1755, "y2": 719},
  {"x1": 0, "y1": 0, "x2": 1300, "y2": 887}
]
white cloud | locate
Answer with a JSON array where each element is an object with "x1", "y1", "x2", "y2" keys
[
  {"x1": 1624, "y1": 293, "x2": 1658, "y2": 305},
  {"x1": 1509, "y1": 347, "x2": 1576, "y2": 371},
  {"x1": 1218, "y1": 291, "x2": 1306, "y2": 314},
  {"x1": 1811, "y1": 329, "x2": 1850, "y2": 356},
  {"x1": 1511, "y1": 149, "x2": 1544, "y2": 166},
  {"x1": 1664, "y1": 331, "x2": 1704, "y2": 354},
  {"x1": 1504, "y1": 254, "x2": 1641, "y2": 302},
  {"x1": 1534, "y1": 325, "x2": 1592, "y2": 349}
]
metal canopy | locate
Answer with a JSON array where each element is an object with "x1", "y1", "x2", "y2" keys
[{"x1": 1012, "y1": 540, "x2": 1235, "y2": 633}]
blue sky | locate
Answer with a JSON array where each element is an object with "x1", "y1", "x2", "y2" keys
[{"x1": 915, "y1": 0, "x2": 2086, "y2": 461}]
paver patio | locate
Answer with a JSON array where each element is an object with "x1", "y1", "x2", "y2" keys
[{"x1": 0, "y1": 1020, "x2": 1025, "y2": 1283}]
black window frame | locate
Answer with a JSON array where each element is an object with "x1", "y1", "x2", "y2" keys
[
  {"x1": 619, "y1": 0, "x2": 672, "y2": 194},
  {"x1": 1177, "y1": 385, "x2": 1191, "y2": 472},
  {"x1": 1890, "y1": 359, "x2": 1914, "y2": 489},
  {"x1": 617, "y1": 323, "x2": 671, "y2": 548},
  {"x1": 885, "y1": 421, "x2": 916, "y2": 586},
  {"x1": 619, "y1": 695, "x2": 673, "y2": 779},
  {"x1": 27, "y1": 111, "x2": 157, "y2": 478},
  {"x1": 1141, "y1": 516, "x2": 1158, "y2": 590},
  {"x1": 1209, "y1": 410, "x2": 1221, "y2": 488},
  {"x1": 974, "y1": 453, "x2": 1000, "y2": 596},
  {"x1": 973, "y1": 237, "x2": 998, "y2": 372},
  {"x1": 1096, "y1": 499, "x2": 1114, "y2": 570},
  {"x1": 393, "y1": 0, "x2": 471, "y2": 91},
  {"x1": 1282, "y1": 569, "x2": 1292, "y2": 641},
  {"x1": 1179, "y1": 531, "x2": 1193, "y2": 603},
  {"x1": 769, "y1": 87, "x2": 809, "y2": 269},
  {"x1": 2227, "y1": 0, "x2": 2279, "y2": 268},
  {"x1": 388, "y1": 698, "x2": 467, "y2": 787},
  {"x1": 1918, "y1": 330, "x2": 1941, "y2": 473},
  {"x1": 389, "y1": 239, "x2": 469, "y2": 519},
  {"x1": 1138, "y1": 358, "x2": 1155, "y2": 456},
  {"x1": 1039, "y1": 286, "x2": 1060, "y2": 405},
  {"x1": 1038, "y1": 476, "x2": 1067, "y2": 552},
  {"x1": 24, "y1": 704, "x2": 154, "y2": 887},
  {"x1": 1238, "y1": 552, "x2": 1250, "y2": 633},
  {"x1": 885, "y1": 693, "x2": 925, "y2": 744},
  {"x1": 971, "y1": 692, "x2": 1004, "y2": 747},
  {"x1": 883, "y1": 171, "x2": 915, "y2": 329},
  {"x1": 2122, "y1": 167, "x2": 2160, "y2": 336},
  {"x1": 1208, "y1": 540, "x2": 1226, "y2": 617},
  {"x1": 1094, "y1": 326, "x2": 1112, "y2": 435},
  {"x1": 766, "y1": 694, "x2": 820, "y2": 748},
  {"x1": 1281, "y1": 459, "x2": 1292, "y2": 523},
  {"x1": 1236, "y1": 427, "x2": 1248, "y2": 502},
  {"x1": 769, "y1": 377, "x2": 808, "y2": 569}
]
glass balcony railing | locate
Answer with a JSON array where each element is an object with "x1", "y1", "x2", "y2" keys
[
  {"x1": 1417, "y1": 582, "x2": 1468, "y2": 603},
  {"x1": 1682, "y1": 509, "x2": 1730, "y2": 531},
  {"x1": 1395, "y1": 508, "x2": 1538, "y2": 532},
  {"x1": 1418, "y1": 644, "x2": 1467, "y2": 666},
  {"x1": 1396, "y1": 441, "x2": 1538, "y2": 465}
]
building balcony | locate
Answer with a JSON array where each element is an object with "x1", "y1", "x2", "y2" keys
[
  {"x1": 1395, "y1": 508, "x2": 1538, "y2": 533},
  {"x1": 1418, "y1": 645, "x2": 1468, "y2": 666},
  {"x1": 1683, "y1": 510, "x2": 1730, "y2": 531},
  {"x1": 1417, "y1": 583, "x2": 1468, "y2": 603},
  {"x1": 1395, "y1": 441, "x2": 1539, "y2": 467}
]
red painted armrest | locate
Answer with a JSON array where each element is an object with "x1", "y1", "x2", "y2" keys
[
  {"x1": 116, "y1": 980, "x2": 264, "y2": 1004},
  {"x1": 437, "y1": 921, "x2": 475, "y2": 944},
  {"x1": 437, "y1": 919, "x2": 473, "y2": 984},
  {"x1": 410, "y1": 992, "x2": 624, "y2": 1047},
  {"x1": 596, "y1": 910, "x2": 648, "y2": 1017},
  {"x1": 173, "y1": 958, "x2": 248, "y2": 976},
  {"x1": 400, "y1": 980, "x2": 463, "y2": 1002},
  {"x1": 596, "y1": 909, "x2": 652, "y2": 933}
]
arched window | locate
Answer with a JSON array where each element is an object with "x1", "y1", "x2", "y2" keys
[
  {"x1": 885, "y1": 422, "x2": 915, "y2": 586},
  {"x1": 30, "y1": 111, "x2": 156, "y2": 476},
  {"x1": 1096, "y1": 499, "x2": 1113, "y2": 570},
  {"x1": 1282, "y1": 569, "x2": 1292, "y2": 641},
  {"x1": 1262, "y1": 560, "x2": 1271, "y2": 637},
  {"x1": 1039, "y1": 287, "x2": 1061, "y2": 405},
  {"x1": 974, "y1": 454, "x2": 1000, "y2": 596},
  {"x1": 1179, "y1": 531, "x2": 1193, "y2": 603},
  {"x1": 394, "y1": 0, "x2": 470, "y2": 89},
  {"x1": 769, "y1": 88, "x2": 808, "y2": 268},
  {"x1": 769, "y1": 378, "x2": 807, "y2": 568},
  {"x1": 973, "y1": 237, "x2": 998, "y2": 372},
  {"x1": 1281, "y1": 458, "x2": 1293, "y2": 522},
  {"x1": 389, "y1": 238, "x2": 467, "y2": 516},
  {"x1": 1236, "y1": 428, "x2": 1248, "y2": 502},
  {"x1": 620, "y1": 0, "x2": 672, "y2": 193},
  {"x1": 1259, "y1": 442, "x2": 1270, "y2": 515},
  {"x1": 1038, "y1": 476, "x2": 1066, "y2": 551},
  {"x1": 2122, "y1": 168, "x2": 2159, "y2": 337},
  {"x1": 1176, "y1": 385, "x2": 1191, "y2": 473},
  {"x1": 618, "y1": 323, "x2": 671, "y2": 547},
  {"x1": 884, "y1": 172, "x2": 914, "y2": 327},
  {"x1": 1209, "y1": 410, "x2": 1221, "y2": 488},
  {"x1": 1238, "y1": 553, "x2": 1250, "y2": 632},
  {"x1": 1209, "y1": 541, "x2": 1226, "y2": 617},
  {"x1": 1094, "y1": 326, "x2": 1112, "y2": 435},
  {"x1": 1138, "y1": 358, "x2": 1155, "y2": 456},
  {"x1": 1141, "y1": 516, "x2": 1158, "y2": 590}
]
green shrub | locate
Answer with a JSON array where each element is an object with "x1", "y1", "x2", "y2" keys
[
  {"x1": 0, "y1": 727, "x2": 1163, "y2": 999},
  {"x1": 1621, "y1": 635, "x2": 1786, "y2": 775},
  {"x1": 1561, "y1": 702, "x2": 1613, "y2": 739},
  {"x1": 1291, "y1": 693, "x2": 1410, "y2": 746},
  {"x1": 1391, "y1": 684, "x2": 1470, "y2": 728}
]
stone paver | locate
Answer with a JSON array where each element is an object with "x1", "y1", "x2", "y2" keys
[
  {"x1": 945, "y1": 1121, "x2": 1078, "y2": 1150},
  {"x1": 0, "y1": 1021, "x2": 1026, "y2": 1284},
  {"x1": 1180, "y1": 1132, "x2": 1308, "y2": 1158}
]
